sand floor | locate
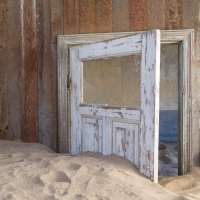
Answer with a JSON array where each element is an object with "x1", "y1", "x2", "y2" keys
[
  {"x1": 0, "y1": 140, "x2": 198, "y2": 200},
  {"x1": 159, "y1": 142, "x2": 178, "y2": 177}
]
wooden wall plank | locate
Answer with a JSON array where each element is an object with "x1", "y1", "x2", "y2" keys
[
  {"x1": 95, "y1": 0, "x2": 112, "y2": 33},
  {"x1": 36, "y1": 0, "x2": 45, "y2": 145},
  {"x1": 51, "y1": 0, "x2": 64, "y2": 43},
  {"x1": 64, "y1": 0, "x2": 79, "y2": 34},
  {"x1": 112, "y1": 0, "x2": 129, "y2": 32},
  {"x1": 182, "y1": 0, "x2": 200, "y2": 166},
  {"x1": 130, "y1": 0, "x2": 147, "y2": 31},
  {"x1": 165, "y1": 0, "x2": 183, "y2": 29},
  {"x1": 147, "y1": 0, "x2": 165, "y2": 30},
  {"x1": 22, "y1": 0, "x2": 38, "y2": 142},
  {"x1": 182, "y1": 0, "x2": 199, "y2": 29},
  {"x1": 0, "y1": 0, "x2": 9, "y2": 140},
  {"x1": 37, "y1": 0, "x2": 58, "y2": 151},
  {"x1": 6, "y1": 0, "x2": 23, "y2": 140},
  {"x1": 80, "y1": 0, "x2": 96, "y2": 33}
]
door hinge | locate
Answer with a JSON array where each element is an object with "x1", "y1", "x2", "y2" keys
[{"x1": 67, "y1": 75, "x2": 72, "y2": 90}]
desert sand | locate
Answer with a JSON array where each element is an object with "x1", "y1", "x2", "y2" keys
[{"x1": 0, "y1": 140, "x2": 198, "y2": 200}]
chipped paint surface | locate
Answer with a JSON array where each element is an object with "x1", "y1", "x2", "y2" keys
[
  {"x1": 140, "y1": 30, "x2": 160, "y2": 182},
  {"x1": 70, "y1": 31, "x2": 160, "y2": 182}
]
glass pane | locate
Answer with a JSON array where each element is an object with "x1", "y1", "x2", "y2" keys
[{"x1": 82, "y1": 54, "x2": 141, "y2": 108}]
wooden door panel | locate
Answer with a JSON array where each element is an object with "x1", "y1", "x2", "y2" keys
[
  {"x1": 82, "y1": 116, "x2": 103, "y2": 153},
  {"x1": 112, "y1": 121, "x2": 139, "y2": 167},
  {"x1": 70, "y1": 31, "x2": 160, "y2": 182}
]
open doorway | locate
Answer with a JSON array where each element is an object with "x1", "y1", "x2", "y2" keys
[
  {"x1": 58, "y1": 30, "x2": 193, "y2": 182},
  {"x1": 159, "y1": 44, "x2": 179, "y2": 177}
]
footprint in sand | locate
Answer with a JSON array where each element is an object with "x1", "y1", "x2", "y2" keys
[{"x1": 40, "y1": 171, "x2": 71, "y2": 183}]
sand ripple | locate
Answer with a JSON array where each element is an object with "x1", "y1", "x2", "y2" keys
[{"x1": 0, "y1": 140, "x2": 196, "y2": 200}]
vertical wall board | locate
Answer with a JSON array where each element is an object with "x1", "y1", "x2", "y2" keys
[
  {"x1": 51, "y1": 0, "x2": 64, "y2": 43},
  {"x1": 95, "y1": 0, "x2": 112, "y2": 33},
  {"x1": 146, "y1": 0, "x2": 165, "y2": 30},
  {"x1": 36, "y1": 0, "x2": 45, "y2": 146},
  {"x1": 37, "y1": 0, "x2": 57, "y2": 151},
  {"x1": 6, "y1": 0, "x2": 23, "y2": 140},
  {"x1": 182, "y1": 0, "x2": 200, "y2": 166},
  {"x1": 0, "y1": 0, "x2": 9, "y2": 139},
  {"x1": 129, "y1": 0, "x2": 147, "y2": 31},
  {"x1": 79, "y1": 0, "x2": 96, "y2": 33},
  {"x1": 51, "y1": 42, "x2": 59, "y2": 151},
  {"x1": 64, "y1": 0, "x2": 79, "y2": 34},
  {"x1": 112, "y1": 0, "x2": 129, "y2": 32},
  {"x1": 22, "y1": 0, "x2": 38, "y2": 143},
  {"x1": 165, "y1": 0, "x2": 183, "y2": 29}
]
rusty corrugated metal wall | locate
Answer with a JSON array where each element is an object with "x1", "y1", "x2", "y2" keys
[{"x1": 0, "y1": 0, "x2": 199, "y2": 165}]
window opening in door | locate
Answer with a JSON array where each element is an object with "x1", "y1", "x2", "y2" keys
[
  {"x1": 159, "y1": 44, "x2": 179, "y2": 177},
  {"x1": 82, "y1": 54, "x2": 141, "y2": 108}
]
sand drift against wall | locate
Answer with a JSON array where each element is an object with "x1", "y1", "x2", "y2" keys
[{"x1": 0, "y1": 140, "x2": 198, "y2": 200}]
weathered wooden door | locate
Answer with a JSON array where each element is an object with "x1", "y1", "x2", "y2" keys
[{"x1": 70, "y1": 30, "x2": 160, "y2": 182}]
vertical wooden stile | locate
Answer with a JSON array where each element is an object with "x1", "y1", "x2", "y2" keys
[{"x1": 140, "y1": 30, "x2": 160, "y2": 182}]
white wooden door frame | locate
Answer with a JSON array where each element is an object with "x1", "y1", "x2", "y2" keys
[
  {"x1": 57, "y1": 29, "x2": 194, "y2": 179},
  {"x1": 70, "y1": 31, "x2": 160, "y2": 182}
]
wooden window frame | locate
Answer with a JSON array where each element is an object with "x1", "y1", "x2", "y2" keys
[{"x1": 57, "y1": 29, "x2": 194, "y2": 175}]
